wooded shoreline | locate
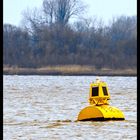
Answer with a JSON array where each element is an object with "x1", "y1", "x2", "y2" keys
[{"x1": 3, "y1": 65, "x2": 137, "y2": 76}]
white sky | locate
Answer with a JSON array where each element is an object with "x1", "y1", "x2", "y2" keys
[{"x1": 3, "y1": 0, "x2": 137, "y2": 26}]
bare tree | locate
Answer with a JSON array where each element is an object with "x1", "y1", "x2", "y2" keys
[
  {"x1": 21, "y1": 7, "x2": 47, "y2": 34},
  {"x1": 43, "y1": 0, "x2": 55, "y2": 25},
  {"x1": 43, "y1": 0, "x2": 86, "y2": 26}
]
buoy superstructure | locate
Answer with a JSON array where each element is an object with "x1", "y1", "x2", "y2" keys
[{"x1": 77, "y1": 77, "x2": 125, "y2": 121}]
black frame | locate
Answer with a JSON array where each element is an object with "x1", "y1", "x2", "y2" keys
[
  {"x1": 102, "y1": 87, "x2": 108, "y2": 96},
  {"x1": 92, "y1": 87, "x2": 98, "y2": 96}
]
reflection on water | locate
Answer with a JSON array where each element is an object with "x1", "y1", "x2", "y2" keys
[{"x1": 4, "y1": 76, "x2": 137, "y2": 140}]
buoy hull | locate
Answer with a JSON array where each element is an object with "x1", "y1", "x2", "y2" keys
[{"x1": 78, "y1": 105, "x2": 125, "y2": 121}]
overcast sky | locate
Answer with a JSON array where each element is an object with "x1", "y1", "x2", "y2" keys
[{"x1": 4, "y1": 0, "x2": 137, "y2": 26}]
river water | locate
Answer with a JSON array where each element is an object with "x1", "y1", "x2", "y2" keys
[{"x1": 3, "y1": 76, "x2": 137, "y2": 140}]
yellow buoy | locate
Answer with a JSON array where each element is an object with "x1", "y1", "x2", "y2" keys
[{"x1": 77, "y1": 77, "x2": 125, "y2": 121}]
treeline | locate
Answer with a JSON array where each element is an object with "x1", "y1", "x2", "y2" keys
[{"x1": 3, "y1": 0, "x2": 137, "y2": 69}]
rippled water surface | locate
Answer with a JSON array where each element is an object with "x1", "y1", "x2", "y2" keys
[{"x1": 4, "y1": 76, "x2": 137, "y2": 140}]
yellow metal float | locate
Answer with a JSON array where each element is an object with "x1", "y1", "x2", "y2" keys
[{"x1": 78, "y1": 77, "x2": 125, "y2": 121}]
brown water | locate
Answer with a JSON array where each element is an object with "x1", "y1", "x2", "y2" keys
[{"x1": 4, "y1": 76, "x2": 137, "y2": 140}]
